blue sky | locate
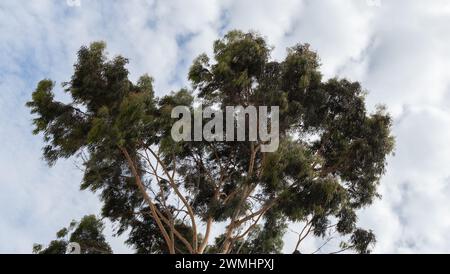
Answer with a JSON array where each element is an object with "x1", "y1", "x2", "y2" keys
[{"x1": 2, "y1": 0, "x2": 450, "y2": 253}]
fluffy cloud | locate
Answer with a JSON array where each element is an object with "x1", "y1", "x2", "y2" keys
[{"x1": 1, "y1": 0, "x2": 450, "y2": 253}]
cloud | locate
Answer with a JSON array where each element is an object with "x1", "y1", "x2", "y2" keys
[{"x1": 1, "y1": 0, "x2": 450, "y2": 253}]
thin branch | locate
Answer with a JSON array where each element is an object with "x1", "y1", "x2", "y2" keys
[
  {"x1": 312, "y1": 237, "x2": 335, "y2": 254},
  {"x1": 294, "y1": 220, "x2": 313, "y2": 252},
  {"x1": 119, "y1": 146, "x2": 174, "y2": 254},
  {"x1": 146, "y1": 146, "x2": 199, "y2": 253}
]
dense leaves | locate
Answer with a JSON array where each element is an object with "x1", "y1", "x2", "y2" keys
[{"x1": 28, "y1": 30, "x2": 394, "y2": 254}]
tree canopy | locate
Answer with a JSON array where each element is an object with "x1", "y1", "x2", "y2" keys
[
  {"x1": 33, "y1": 215, "x2": 112, "y2": 254},
  {"x1": 27, "y1": 30, "x2": 394, "y2": 254}
]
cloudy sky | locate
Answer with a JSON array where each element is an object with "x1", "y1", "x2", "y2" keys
[{"x1": 1, "y1": 0, "x2": 450, "y2": 253}]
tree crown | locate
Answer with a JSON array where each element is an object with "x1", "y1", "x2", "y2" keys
[{"x1": 28, "y1": 30, "x2": 394, "y2": 254}]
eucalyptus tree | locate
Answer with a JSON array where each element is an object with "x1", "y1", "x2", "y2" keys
[
  {"x1": 27, "y1": 30, "x2": 394, "y2": 254},
  {"x1": 33, "y1": 215, "x2": 112, "y2": 254}
]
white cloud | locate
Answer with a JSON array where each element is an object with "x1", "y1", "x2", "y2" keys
[{"x1": 1, "y1": 0, "x2": 450, "y2": 253}]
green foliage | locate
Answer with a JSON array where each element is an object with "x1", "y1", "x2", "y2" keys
[
  {"x1": 126, "y1": 207, "x2": 201, "y2": 254},
  {"x1": 28, "y1": 30, "x2": 394, "y2": 254},
  {"x1": 350, "y1": 229, "x2": 376, "y2": 254},
  {"x1": 33, "y1": 215, "x2": 112, "y2": 254}
]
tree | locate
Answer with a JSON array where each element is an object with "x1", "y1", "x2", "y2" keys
[
  {"x1": 27, "y1": 30, "x2": 394, "y2": 254},
  {"x1": 33, "y1": 215, "x2": 112, "y2": 254}
]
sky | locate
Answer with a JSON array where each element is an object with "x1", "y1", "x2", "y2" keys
[{"x1": 1, "y1": 0, "x2": 450, "y2": 253}]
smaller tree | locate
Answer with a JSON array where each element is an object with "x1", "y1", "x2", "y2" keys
[{"x1": 33, "y1": 215, "x2": 113, "y2": 254}]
